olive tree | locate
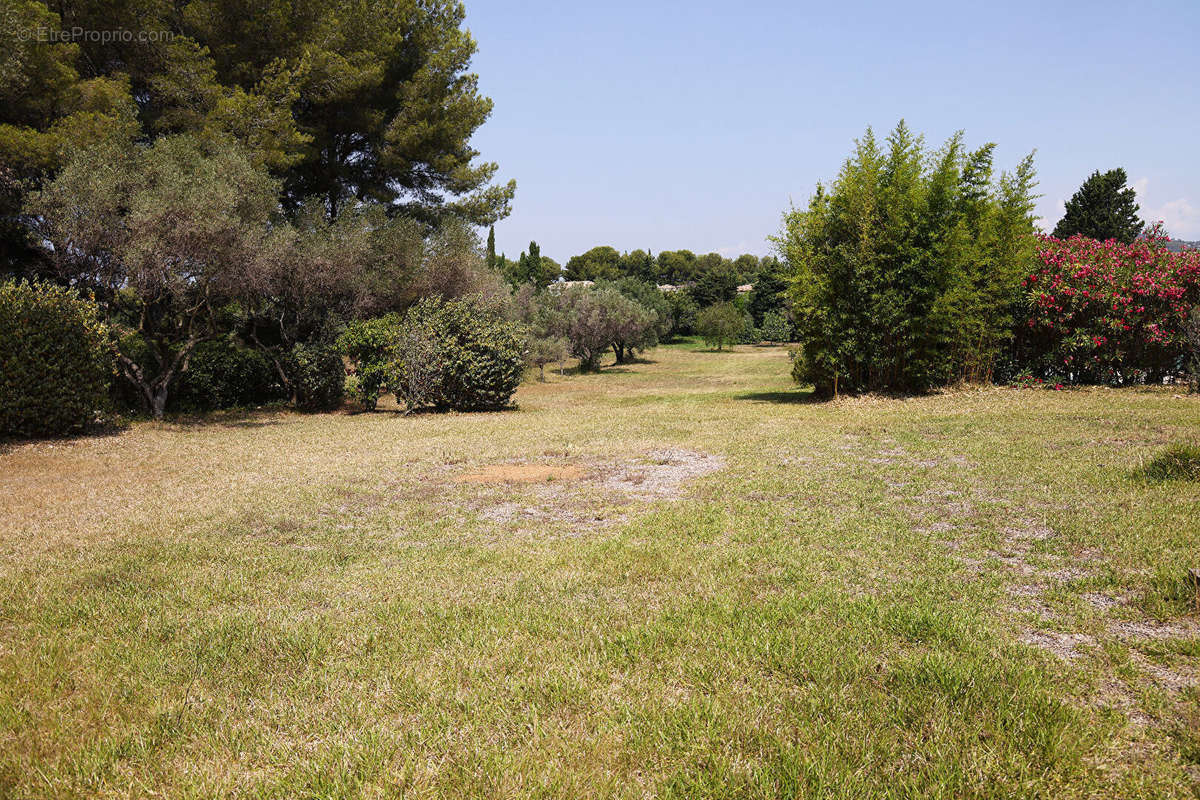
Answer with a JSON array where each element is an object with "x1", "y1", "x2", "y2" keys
[
  {"x1": 550, "y1": 285, "x2": 656, "y2": 371},
  {"x1": 697, "y1": 303, "x2": 743, "y2": 351},
  {"x1": 27, "y1": 134, "x2": 276, "y2": 417}
]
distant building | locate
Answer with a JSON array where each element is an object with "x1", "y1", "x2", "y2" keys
[
  {"x1": 657, "y1": 284, "x2": 679, "y2": 292},
  {"x1": 550, "y1": 279, "x2": 594, "y2": 292},
  {"x1": 737, "y1": 283, "x2": 754, "y2": 294}
]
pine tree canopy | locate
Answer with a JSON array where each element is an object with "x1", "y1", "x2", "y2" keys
[{"x1": 1052, "y1": 168, "x2": 1143, "y2": 244}]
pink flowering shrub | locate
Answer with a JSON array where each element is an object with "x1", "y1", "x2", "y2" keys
[{"x1": 1010, "y1": 224, "x2": 1200, "y2": 384}]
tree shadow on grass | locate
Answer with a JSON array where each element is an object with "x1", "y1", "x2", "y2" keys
[
  {"x1": 0, "y1": 421, "x2": 130, "y2": 455},
  {"x1": 736, "y1": 388, "x2": 822, "y2": 405},
  {"x1": 158, "y1": 406, "x2": 295, "y2": 430}
]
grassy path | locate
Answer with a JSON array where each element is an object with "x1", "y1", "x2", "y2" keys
[{"x1": 2, "y1": 342, "x2": 1198, "y2": 798}]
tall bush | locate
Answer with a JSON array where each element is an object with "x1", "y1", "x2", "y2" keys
[
  {"x1": 391, "y1": 295, "x2": 525, "y2": 411},
  {"x1": 287, "y1": 342, "x2": 345, "y2": 411},
  {"x1": 337, "y1": 314, "x2": 401, "y2": 410},
  {"x1": 0, "y1": 281, "x2": 113, "y2": 437},
  {"x1": 775, "y1": 121, "x2": 1038, "y2": 395}
]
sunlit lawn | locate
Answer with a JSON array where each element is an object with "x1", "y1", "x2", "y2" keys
[{"x1": 1, "y1": 341, "x2": 1198, "y2": 798}]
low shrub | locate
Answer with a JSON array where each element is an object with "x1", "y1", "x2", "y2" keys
[
  {"x1": 172, "y1": 338, "x2": 285, "y2": 412},
  {"x1": 1135, "y1": 443, "x2": 1200, "y2": 483},
  {"x1": 391, "y1": 295, "x2": 525, "y2": 411},
  {"x1": 0, "y1": 280, "x2": 113, "y2": 437},
  {"x1": 287, "y1": 342, "x2": 345, "y2": 411}
]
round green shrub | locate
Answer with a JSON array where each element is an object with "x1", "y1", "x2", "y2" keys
[
  {"x1": 172, "y1": 338, "x2": 285, "y2": 412},
  {"x1": 391, "y1": 295, "x2": 525, "y2": 412},
  {"x1": 0, "y1": 280, "x2": 113, "y2": 437},
  {"x1": 287, "y1": 342, "x2": 345, "y2": 411},
  {"x1": 760, "y1": 310, "x2": 793, "y2": 343}
]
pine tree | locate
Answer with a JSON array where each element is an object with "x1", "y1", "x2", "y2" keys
[
  {"x1": 487, "y1": 226, "x2": 496, "y2": 269},
  {"x1": 1052, "y1": 168, "x2": 1143, "y2": 244}
]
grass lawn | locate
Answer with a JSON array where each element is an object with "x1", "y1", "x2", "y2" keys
[{"x1": 2, "y1": 341, "x2": 1199, "y2": 798}]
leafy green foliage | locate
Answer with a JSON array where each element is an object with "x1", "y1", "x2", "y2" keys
[
  {"x1": 0, "y1": 280, "x2": 112, "y2": 436},
  {"x1": 287, "y1": 342, "x2": 345, "y2": 412},
  {"x1": 172, "y1": 338, "x2": 285, "y2": 413},
  {"x1": 512, "y1": 285, "x2": 568, "y2": 379},
  {"x1": 0, "y1": 0, "x2": 513, "y2": 235},
  {"x1": 760, "y1": 310, "x2": 793, "y2": 343},
  {"x1": 564, "y1": 246, "x2": 622, "y2": 281},
  {"x1": 599, "y1": 278, "x2": 673, "y2": 348},
  {"x1": 1053, "y1": 168, "x2": 1143, "y2": 244},
  {"x1": 747, "y1": 267, "x2": 788, "y2": 325},
  {"x1": 697, "y1": 303, "x2": 743, "y2": 351},
  {"x1": 776, "y1": 121, "x2": 1039, "y2": 395},
  {"x1": 27, "y1": 133, "x2": 279, "y2": 417},
  {"x1": 391, "y1": 295, "x2": 525, "y2": 412},
  {"x1": 546, "y1": 285, "x2": 658, "y2": 370},
  {"x1": 689, "y1": 260, "x2": 739, "y2": 308},
  {"x1": 737, "y1": 312, "x2": 760, "y2": 345},
  {"x1": 336, "y1": 315, "x2": 401, "y2": 411},
  {"x1": 503, "y1": 241, "x2": 559, "y2": 287},
  {"x1": 664, "y1": 290, "x2": 699, "y2": 336}
]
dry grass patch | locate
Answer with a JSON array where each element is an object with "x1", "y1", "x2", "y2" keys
[
  {"x1": 1, "y1": 341, "x2": 1198, "y2": 798},
  {"x1": 453, "y1": 463, "x2": 587, "y2": 484}
]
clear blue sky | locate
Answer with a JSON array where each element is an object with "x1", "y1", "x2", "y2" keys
[{"x1": 466, "y1": 0, "x2": 1200, "y2": 263}]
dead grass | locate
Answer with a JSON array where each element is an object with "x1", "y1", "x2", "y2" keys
[
  {"x1": 1, "y1": 339, "x2": 1199, "y2": 798},
  {"x1": 453, "y1": 464, "x2": 587, "y2": 483}
]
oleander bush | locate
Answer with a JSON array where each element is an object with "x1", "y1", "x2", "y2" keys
[
  {"x1": 1011, "y1": 225, "x2": 1200, "y2": 385},
  {"x1": 0, "y1": 280, "x2": 113, "y2": 437}
]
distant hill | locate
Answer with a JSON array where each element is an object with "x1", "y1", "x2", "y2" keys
[{"x1": 1165, "y1": 239, "x2": 1200, "y2": 252}]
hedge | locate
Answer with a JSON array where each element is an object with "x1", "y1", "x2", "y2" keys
[{"x1": 0, "y1": 280, "x2": 113, "y2": 437}]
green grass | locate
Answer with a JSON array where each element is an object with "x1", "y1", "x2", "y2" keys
[
  {"x1": 1, "y1": 341, "x2": 1198, "y2": 798},
  {"x1": 1136, "y1": 443, "x2": 1200, "y2": 483}
]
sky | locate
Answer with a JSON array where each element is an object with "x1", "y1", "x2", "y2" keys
[{"x1": 465, "y1": 0, "x2": 1200, "y2": 263}]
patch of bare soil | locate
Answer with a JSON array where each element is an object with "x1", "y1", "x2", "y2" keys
[
  {"x1": 599, "y1": 448, "x2": 726, "y2": 500},
  {"x1": 453, "y1": 464, "x2": 586, "y2": 484},
  {"x1": 457, "y1": 448, "x2": 726, "y2": 535},
  {"x1": 968, "y1": 510, "x2": 1200, "y2": 743}
]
